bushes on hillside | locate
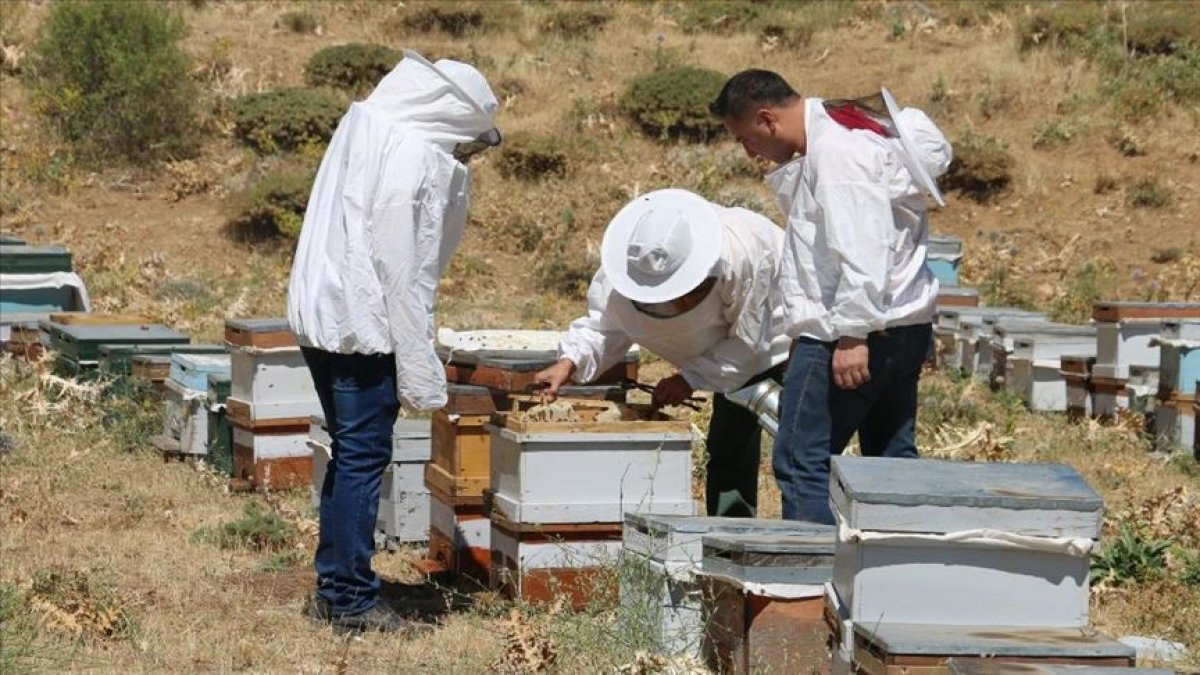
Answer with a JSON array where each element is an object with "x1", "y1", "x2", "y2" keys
[
  {"x1": 940, "y1": 131, "x2": 1013, "y2": 203},
  {"x1": 231, "y1": 89, "x2": 343, "y2": 154},
  {"x1": 541, "y1": 8, "x2": 611, "y2": 40},
  {"x1": 29, "y1": 1, "x2": 197, "y2": 163},
  {"x1": 678, "y1": 1, "x2": 763, "y2": 35},
  {"x1": 305, "y1": 43, "x2": 400, "y2": 94},
  {"x1": 494, "y1": 133, "x2": 569, "y2": 181},
  {"x1": 226, "y1": 166, "x2": 315, "y2": 240},
  {"x1": 621, "y1": 67, "x2": 727, "y2": 142},
  {"x1": 394, "y1": 4, "x2": 489, "y2": 37}
]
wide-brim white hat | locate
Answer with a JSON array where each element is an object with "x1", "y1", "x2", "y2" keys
[
  {"x1": 882, "y1": 87, "x2": 945, "y2": 207},
  {"x1": 402, "y1": 49, "x2": 501, "y2": 146},
  {"x1": 601, "y1": 189, "x2": 723, "y2": 304}
]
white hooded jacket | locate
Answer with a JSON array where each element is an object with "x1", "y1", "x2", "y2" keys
[
  {"x1": 559, "y1": 206, "x2": 791, "y2": 393},
  {"x1": 767, "y1": 98, "x2": 948, "y2": 342},
  {"x1": 287, "y1": 53, "x2": 499, "y2": 411}
]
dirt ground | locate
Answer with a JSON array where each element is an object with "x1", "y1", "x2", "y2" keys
[{"x1": 1, "y1": 1, "x2": 1198, "y2": 673}]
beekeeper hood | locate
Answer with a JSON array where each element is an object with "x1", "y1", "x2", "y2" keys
[
  {"x1": 364, "y1": 50, "x2": 501, "y2": 151},
  {"x1": 601, "y1": 189, "x2": 724, "y2": 304},
  {"x1": 882, "y1": 87, "x2": 952, "y2": 206}
]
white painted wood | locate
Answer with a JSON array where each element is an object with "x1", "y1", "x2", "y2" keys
[
  {"x1": 169, "y1": 353, "x2": 231, "y2": 391},
  {"x1": 489, "y1": 426, "x2": 696, "y2": 524},
  {"x1": 1162, "y1": 319, "x2": 1200, "y2": 341},
  {"x1": 1095, "y1": 319, "x2": 1163, "y2": 378},
  {"x1": 1090, "y1": 386, "x2": 1129, "y2": 419},
  {"x1": 308, "y1": 438, "x2": 330, "y2": 510},
  {"x1": 162, "y1": 379, "x2": 208, "y2": 455},
  {"x1": 825, "y1": 583, "x2": 853, "y2": 653},
  {"x1": 307, "y1": 415, "x2": 431, "y2": 462},
  {"x1": 1154, "y1": 404, "x2": 1195, "y2": 452},
  {"x1": 1011, "y1": 360, "x2": 1077, "y2": 412},
  {"x1": 429, "y1": 493, "x2": 489, "y2": 550},
  {"x1": 377, "y1": 484, "x2": 430, "y2": 543},
  {"x1": 829, "y1": 457, "x2": 1103, "y2": 538},
  {"x1": 490, "y1": 524, "x2": 621, "y2": 569},
  {"x1": 232, "y1": 426, "x2": 308, "y2": 459},
  {"x1": 381, "y1": 461, "x2": 428, "y2": 502},
  {"x1": 229, "y1": 348, "x2": 320, "y2": 419},
  {"x1": 832, "y1": 533, "x2": 1090, "y2": 627}
]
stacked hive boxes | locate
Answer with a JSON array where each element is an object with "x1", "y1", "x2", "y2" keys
[
  {"x1": 0, "y1": 244, "x2": 88, "y2": 322},
  {"x1": 1002, "y1": 324, "x2": 1097, "y2": 411},
  {"x1": 937, "y1": 308, "x2": 1044, "y2": 376},
  {"x1": 828, "y1": 456, "x2": 1135, "y2": 673},
  {"x1": 1153, "y1": 319, "x2": 1200, "y2": 452},
  {"x1": 927, "y1": 235, "x2": 963, "y2": 287},
  {"x1": 224, "y1": 318, "x2": 320, "y2": 490},
  {"x1": 425, "y1": 329, "x2": 636, "y2": 581},
  {"x1": 40, "y1": 318, "x2": 188, "y2": 377},
  {"x1": 701, "y1": 528, "x2": 836, "y2": 674},
  {"x1": 158, "y1": 353, "x2": 231, "y2": 457},
  {"x1": 619, "y1": 516, "x2": 826, "y2": 658},
  {"x1": 486, "y1": 399, "x2": 695, "y2": 607},
  {"x1": 1092, "y1": 302, "x2": 1200, "y2": 421},
  {"x1": 308, "y1": 415, "x2": 433, "y2": 544}
]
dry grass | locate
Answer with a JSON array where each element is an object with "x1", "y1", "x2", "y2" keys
[{"x1": 2, "y1": 0, "x2": 1200, "y2": 671}]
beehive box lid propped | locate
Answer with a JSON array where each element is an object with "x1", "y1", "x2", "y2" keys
[
  {"x1": 0, "y1": 245, "x2": 72, "y2": 274},
  {"x1": 856, "y1": 622, "x2": 1135, "y2": 660},
  {"x1": 831, "y1": 456, "x2": 1103, "y2": 538}
]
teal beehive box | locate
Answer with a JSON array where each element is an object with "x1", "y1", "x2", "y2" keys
[
  {"x1": 0, "y1": 235, "x2": 27, "y2": 245},
  {"x1": 207, "y1": 373, "x2": 233, "y2": 475},
  {"x1": 169, "y1": 353, "x2": 232, "y2": 391},
  {"x1": 41, "y1": 321, "x2": 188, "y2": 364},
  {"x1": 99, "y1": 343, "x2": 226, "y2": 378},
  {"x1": 0, "y1": 245, "x2": 73, "y2": 274}
]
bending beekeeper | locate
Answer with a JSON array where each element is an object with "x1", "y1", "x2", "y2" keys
[
  {"x1": 287, "y1": 50, "x2": 500, "y2": 634},
  {"x1": 535, "y1": 189, "x2": 790, "y2": 518},
  {"x1": 711, "y1": 70, "x2": 952, "y2": 525}
]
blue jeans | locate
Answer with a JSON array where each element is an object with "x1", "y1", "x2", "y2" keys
[
  {"x1": 772, "y1": 324, "x2": 931, "y2": 525},
  {"x1": 301, "y1": 347, "x2": 398, "y2": 617}
]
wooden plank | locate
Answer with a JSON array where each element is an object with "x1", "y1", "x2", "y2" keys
[
  {"x1": 705, "y1": 577, "x2": 830, "y2": 675},
  {"x1": 424, "y1": 462, "x2": 488, "y2": 504},
  {"x1": 431, "y1": 409, "x2": 491, "y2": 480},
  {"x1": 1093, "y1": 301, "x2": 1200, "y2": 322},
  {"x1": 490, "y1": 549, "x2": 604, "y2": 610},
  {"x1": 224, "y1": 397, "x2": 311, "y2": 430},
  {"x1": 223, "y1": 318, "x2": 296, "y2": 349}
]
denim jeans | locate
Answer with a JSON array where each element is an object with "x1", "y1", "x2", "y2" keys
[
  {"x1": 772, "y1": 323, "x2": 932, "y2": 525},
  {"x1": 705, "y1": 364, "x2": 785, "y2": 518},
  {"x1": 301, "y1": 347, "x2": 398, "y2": 617}
]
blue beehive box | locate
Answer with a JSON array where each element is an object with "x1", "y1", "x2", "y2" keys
[{"x1": 169, "y1": 353, "x2": 232, "y2": 391}]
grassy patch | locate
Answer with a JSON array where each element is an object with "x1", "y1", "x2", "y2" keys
[
  {"x1": 1127, "y1": 177, "x2": 1172, "y2": 209},
  {"x1": 192, "y1": 501, "x2": 300, "y2": 552}
]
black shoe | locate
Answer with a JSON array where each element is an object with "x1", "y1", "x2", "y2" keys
[
  {"x1": 327, "y1": 603, "x2": 435, "y2": 636},
  {"x1": 302, "y1": 595, "x2": 332, "y2": 621}
]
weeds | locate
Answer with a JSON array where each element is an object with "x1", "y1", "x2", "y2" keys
[
  {"x1": 29, "y1": 569, "x2": 138, "y2": 642},
  {"x1": 1093, "y1": 525, "x2": 1172, "y2": 587},
  {"x1": 192, "y1": 501, "x2": 299, "y2": 552},
  {"x1": 1050, "y1": 259, "x2": 1117, "y2": 324},
  {"x1": 225, "y1": 164, "x2": 315, "y2": 240},
  {"x1": 495, "y1": 133, "x2": 569, "y2": 181},
  {"x1": 278, "y1": 10, "x2": 319, "y2": 35},
  {"x1": 1127, "y1": 177, "x2": 1172, "y2": 209},
  {"x1": 1032, "y1": 119, "x2": 1076, "y2": 150}
]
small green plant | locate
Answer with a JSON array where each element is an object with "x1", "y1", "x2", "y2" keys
[
  {"x1": 541, "y1": 7, "x2": 611, "y2": 40},
  {"x1": 1017, "y1": 4, "x2": 1106, "y2": 51},
  {"x1": 193, "y1": 501, "x2": 299, "y2": 552},
  {"x1": 258, "y1": 551, "x2": 305, "y2": 572},
  {"x1": 1092, "y1": 525, "x2": 1172, "y2": 586},
  {"x1": 305, "y1": 43, "x2": 400, "y2": 94},
  {"x1": 226, "y1": 165, "x2": 315, "y2": 241},
  {"x1": 1127, "y1": 177, "x2": 1172, "y2": 209},
  {"x1": 1179, "y1": 548, "x2": 1200, "y2": 586},
  {"x1": 100, "y1": 379, "x2": 163, "y2": 453},
  {"x1": 231, "y1": 88, "x2": 343, "y2": 154},
  {"x1": 940, "y1": 131, "x2": 1014, "y2": 202},
  {"x1": 28, "y1": 0, "x2": 198, "y2": 163},
  {"x1": 279, "y1": 10, "x2": 319, "y2": 34},
  {"x1": 494, "y1": 133, "x2": 569, "y2": 181},
  {"x1": 396, "y1": 4, "x2": 488, "y2": 37},
  {"x1": 621, "y1": 67, "x2": 727, "y2": 142},
  {"x1": 678, "y1": 1, "x2": 763, "y2": 35},
  {"x1": 1032, "y1": 120, "x2": 1075, "y2": 149},
  {"x1": 1050, "y1": 259, "x2": 1117, "y2": 323}
]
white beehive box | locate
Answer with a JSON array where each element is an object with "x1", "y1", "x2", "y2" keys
[
  {"x1": 227, "y1": 347, "x2": 320, "y2": 421},
  {"x1": 1093, "y1": 302, "x2": 1200, "y2": 379},
  {"x1": 488, "y1": 403, "x2": 696, "y2": 524},
  {"x1": 1154, "y1": 401, "x2": 1195, "y2": 453},
  {"x1": 1008, "y1": 329, "x2": 1098, "y2": 411},
  {"x1": 991, "y1": 322, "x2": 1094, "y2": 393},
  {"x1": 233, "y1": 425, "x2": 308, "y2": 461},
  {"x1": 831, "y1": 456, "x2": 1101, "y2": 628},
  {"x1": 429, "y1": 491, "x2": 489, "y2": 562},
  {"x1": 378, "y1": 461, "x2": 430, "y2": 543},
  {"x1": 162, "y1": 378, "x2": 208, "y2": 455},
  {"x1": 169, "y1": 353, "x2": 231, "y2": 392}
]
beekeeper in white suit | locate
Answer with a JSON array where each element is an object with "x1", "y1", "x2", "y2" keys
[
  {"x1": 710, "y1": 69, "x2": 953, "y2": 526},
  {"x1": 536, "y1": 189, "x2": 791, "y2": 519},
  {"x1": 287, "y1": 50, "x2": 500, "y2": 634}
]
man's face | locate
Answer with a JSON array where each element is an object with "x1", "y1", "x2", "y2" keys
[{"x1": 723, "y1": 108, "x2": 796, "y2": 165}]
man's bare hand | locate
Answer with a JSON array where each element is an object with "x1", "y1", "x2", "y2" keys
[
  {"x1": 534, "y1": 358, "x2": 576, "y2": 403},
  {"x1": 652, "y1": 373, "x2": 694, "y2": 408},
  {"x1": 832, "y1": 336, "x2": 870, "y2": 390}
]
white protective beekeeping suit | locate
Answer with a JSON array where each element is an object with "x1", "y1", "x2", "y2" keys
[{"x1": 288, "y1": 51, "x2": 500, "y2": 410}]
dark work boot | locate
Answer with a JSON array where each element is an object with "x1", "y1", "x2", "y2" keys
[{"x1": 327, "y1": 603, "x2": 436, "y2": 636}]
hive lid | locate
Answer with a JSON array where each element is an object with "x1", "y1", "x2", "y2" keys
[
  {"x1": 855, "y1": 622, "x2": 1134, "y2": 659},
  {"x1": 41, "y1": 322, "x2": 187, "y2": 342},
  {"x1": 0, "y1": 245, "x2": 72, "y2": 273},
  {"x1": 624, "y1": 514, "x2": 829, "y2": 537},
  {"x1": 225, "y1": 318, "x2": 291, "y2": 333},
  {"x1": 948, "y1": 662, "x2": 1169, "y2": 675},
  {"x1": 702, "y1": 531, "x2": 835, "y2": 556},
  {"x1": 171, "y1": 353, "x2": 232, "y2": 372}
]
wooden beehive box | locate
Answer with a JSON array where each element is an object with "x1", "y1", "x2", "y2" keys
[
  {"x1": 701, "y1": 533, "x2": 835, "y2": 675},
  {"x1": 162, "y1": 378, "x2": 209, "y2": 455},
  {"x1": 99, "y1": 343, "x2": 225, "y2": 379},
  {"x1": 131, "y1": 354, "x2": 172, "y2": 389},
  {"x1": 1153, "y1": 396, "x2": 1195, "y2": 453},
  {"x1": 47, "y1": 312, "x2": 150, "y2": 326},
  {"x1": 488, "y1": 400, "x2": 696, "y2": 524},
  {"x1": 1059, "y1": 355, "x2": 1095, "y2": 422},
  {"x1": 428, "y1": 409, "x2": 491, "y2": 502},
  {"x1": 231, "y1": 422, "x2": 311, "y2": 490},
  {"x1": 489, "y1": 510, "x2": 622, "y2": 609},
  {"x1": 831, "y1": 456, "x2": 1101, "y2": 628},
  {"x1": 224, "y1": 318, "x2": 319, "y2": 426},
  {"x1": 40, "y1": 321, "x2": 188, "y2": 365},
  {"x1": 936, "y1": 286, "x2": 980, "y2": 308},
  {"x1": 425, "y1": 485, "x2": 490, "y2": 581},
  {"x1": 852, "y1": 623, "x2": 1134, "y2": 675}
]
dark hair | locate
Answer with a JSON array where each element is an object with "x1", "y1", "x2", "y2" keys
[{"x1": 709, "y1": 69, "x2": 798, "y2": 120}]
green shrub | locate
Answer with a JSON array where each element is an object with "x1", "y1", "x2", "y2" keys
[
  {"x1": 231, "y1": 88, "x2": 343, "y2": 154},
  {"x1": 495, "y1": 133, "x2": 569, "y2": 181},
  {"x1": 621, "y1": 67, "x2": 727, "y2": 142},
  {"x1": 1092, "y1": 525, "x2": 1171, "y2": 587},
  {"x1": 1127, "y1": 177, "x2": 1172, "y2": 209},
  {"x1": 1124, "y1": 4, "x2": 1200, "y2": 57},
  {"x1": 940, "y1": 131, "x2": 1013, "y2": 202},
  {"x1": 542, "y1": 8, "x2": 611, "y2": 39},
  {"x1": 279, "y1": 10, "x2": 319, "y2": 35},
  {"x1": 193, "y1": 501, "x2": 299, "y2": 552},
  {"x1": 226, "y1": 166, "x2": 315, "y2": 240},
  {"x1": 1016, "y1": 4, "x2": 1106, "y2": 51},
  {"x1": 304, "y1": 43, "x2": 400, "y2": 94},
  {"x1": 678, "y1": 1, "x2": 763, "y2": 35},
  {"x1": 1031, "y1": 119, "x2": 1075, "y2": 150},
  {"x1": 28, "y1": 0, "x2": 197, "y2": 163},
  {"x1": 397, "y1": 4, "x2": 487, "y2": 37}
]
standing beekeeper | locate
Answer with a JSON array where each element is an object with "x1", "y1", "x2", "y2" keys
[
  {"x1": 710, "y1": 69, "x2": 952, "y2": 525},
  {"x1": 535, "y1": 189, "x2": 791, "y2": 518},
  {"x1": 287, "y1": 50, "x2": 500, "y2": 634}
]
